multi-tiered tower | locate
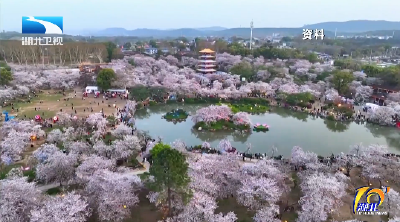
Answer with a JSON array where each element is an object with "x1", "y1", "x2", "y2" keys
[{"x1": 197, "y1": 48, "x2": 216, "y2": 74}]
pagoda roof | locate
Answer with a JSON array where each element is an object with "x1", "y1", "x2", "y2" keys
[{"x1": 199, "y1": 48, "x2": 215, "y2": 53}]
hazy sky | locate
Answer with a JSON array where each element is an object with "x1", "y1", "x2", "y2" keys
[{"x1": 2, "y1": 0, "x2": 399, "y2": 32}]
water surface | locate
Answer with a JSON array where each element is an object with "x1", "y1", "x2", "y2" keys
[{"x1": 135, "y1": 104, "x2": 400, "y2": 156}]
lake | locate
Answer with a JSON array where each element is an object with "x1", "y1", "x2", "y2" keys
[{"x1": 135, "y1": 104, "x2": 400, "y2": 157}]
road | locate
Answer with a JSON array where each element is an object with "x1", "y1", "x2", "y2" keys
[{"x1": 38, "y1": 155, "x2": 150, "y2": 192}]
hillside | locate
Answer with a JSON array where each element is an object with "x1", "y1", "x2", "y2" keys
[{"x1": 303, "y1": 20, "x2": 400, "y2": 33}]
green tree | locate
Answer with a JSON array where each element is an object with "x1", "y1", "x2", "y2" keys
[
  {"x1": 0, "y1": 67, "x2": 12, "y2": 85},
  {"x1": 305, "y1": 53, "x2": 319, "y2": 63},
  {"x1": 150, "y1": 143, "x2": 171, "y2": 158},
  {"x1": 96, "y1": 68, "x2": 116, "y2": 90},
  {"x1": 229, "y1": 61, "x2": 254, "y2": 81},
  {"x1": 361, "y1": 64, "x2": 382, "y2": 77},
  {"x1": 149, "y1": 40, "x2": 158, "y2": 48},
  {"x1": 129, "y1": 85, "x2": 167, "y2": 102},
  {"x1": 123, "y1": 42, "x2": 132, "y2": 49},
  {"x1": 0, "y1": 61, "x2": 11, "y2": 71},
  {"x1": 331, "y1": 71, "x2": 355, "y2": 94},
  {"x1": 104, "y1": 42, "x2": 117, "y2": 62},
  {"x1": 143, "y1": 146, "x2": 191, "y2": 217},
  {"x1": 128, "y1": 59, "x2": 135, "y2": 66},
  {"x1": 177, "y1": 43, "x2": 186, "y2": 51}
]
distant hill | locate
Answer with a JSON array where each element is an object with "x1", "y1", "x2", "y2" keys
[
  {"x1": 303, "y1": 20, "x2": 400, "y2": 33},
  {"x1": 6, "y1": 20, "x2": 400, "y2": 38},
  {"x1": 83, "y1": 27, "x2": 335, "y2": 38},
  {"x1": 195, "y1": 26, "x2": 227, "y2": 31}
]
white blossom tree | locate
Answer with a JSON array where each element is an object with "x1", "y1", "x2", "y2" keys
[
  {"x1": 383, "y1": 188, "x2": 400, "y2": 218},
  {"x1": 297, "y1": 172, "x2": 348, "y2": 222},
  {"x1": 36, "y1": 151, "x2": 78, "y2": 185},
  {"x1": 354, "y1": 85, "x2": 373, "y2": 104},
  {"x1": 112, "y1": 124, "x2": 132, "y2": 138},
  {"x1": 368, "y1": 106, "x2": 396, "y2": 126},
  {"x1": 0, "y1": 129, "x2": 31, "y2": 163},
  {"x1": 232, "y1": 112, "x2": 252, "y2": 126},
  {"x1": 85, "y1": 170, "x2": 142, "y2": 222},
  {"x1": 0, "y1": 177, "x2": 42, "y2": 222},
  {"x1": 76, "y1": 155, "x2": 116, "y2": 182},
  {"x1": 238, "y1": 159, "x2": 287, "y2": 220},
  {"x1": 30, "y1": 191, "x2": 91, "y2": 222}
]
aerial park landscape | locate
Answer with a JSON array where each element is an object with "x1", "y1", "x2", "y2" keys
[{"x1": 1, "y1": 43, "x2": 400, "y2": 222}]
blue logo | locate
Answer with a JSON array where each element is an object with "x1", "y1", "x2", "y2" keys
[{"x1": 22, "y1": 16, "x2": 63, "y2": 34}]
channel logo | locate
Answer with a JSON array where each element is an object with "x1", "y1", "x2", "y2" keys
[{"x1": 22, "y1": 16, "x2": 63, "y2": 34}]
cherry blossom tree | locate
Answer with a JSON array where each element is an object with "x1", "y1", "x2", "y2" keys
[
  {"x1": 0, "y1": 119, "x2": 36, "y2": 137},
  {"x1": 0, "y1": 129, "x2": 31, "y2": 163},
  {"x1": 46, "y1": 129, "x2": 64, "y2": 144},
  {"x1": 389, "y1": 217, "x2": 400, "y2": 222},
  {"x1": 215, "y1": 53, "x2": 241, "y2": 71},
  {"x1": 85, "y1": 169, "x2": 142, "y2": 222},
  {"x1": 92, "y1": 140, "x2": 114, "y2": 159},
  {"x1": 253, "y1": 205, "x2": 280, "y2": 222},
  {"x1": 290, "y1": 146, "x2": 318, "y2": 169},
  {"x1": 110, "y1": 135, "x2": 141, "y2": 159},
  {"x1": 191, "y1": 105, "x2": 232, "y2": 124},
  {"x1": 354, "y1": 85, "x2": 373, "y2": 104},
  {"x1": 238, "y1": 159, "x2": 287, "y2": 219},
  {"x1": 6, "y1": 167, "x2": 24, "y2": 179},
  {"x1": 201, "y1": 141, "x2": 211, "y2": 149},
  {"x1": 297, "y1": 172, "x2": 348, "y2": 222},
  {"x1": 187, "y1": 153, "x2": 242, "y2": 198},
  {"x1": 64, "y1": 141, "x2": 92, "y2": 155},
  {"x1": 33, "y1": 143, "x2": 59, "y2": 163},
  {"x1": 383, "y1": 188, "x2": 400, "y2": 218},
  {"x1": 171, "y1": 139, "x2": 187, "y2": 153},
  {"x1": 232, "y1": 112, "x2": 251, "y2": 126},
  {"x1": 387, "y1": 92, "x2": 400, "y2": 103},
  {"x1": 367, "y1": 106, "x2": 396, "y2": 126},
  {"x1": 0, "y1": 177, "x2": 42, "y2": 222},
  {"x1": 163, "y1": 55, "x2": 179, "y2": 66},
  {"x1": 76, "y1": 155, "x2": 116, "y2": 181},
  {"x1": 112, "y1": 124, "x2": 132, "y2": 138},
  {"x1": 324, "y1": 88, "x2": 340, "y2": 101},
  {"x1": 30, "y1": 191, "x2": 91, "y2": 222},
  {"x1": 36, "y1": 151, "x2": 78, "y2": 185},
  {"x1": 278, "y1": 82, "x2": 300, "y2": 94},
  {"x1": 218, "y1": 139, "x2": 233, "y2": 152}
]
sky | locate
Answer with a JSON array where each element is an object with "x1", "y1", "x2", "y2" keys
[{"x1": 1, "y1": 0, "x2": 399, "y2": 32}]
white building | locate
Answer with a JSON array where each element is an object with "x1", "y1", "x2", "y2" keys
[{"x1": 85, "y1": 86, "x2": 98, "y2": 93}]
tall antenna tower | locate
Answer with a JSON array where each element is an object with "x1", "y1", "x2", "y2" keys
[
  {"x1": 250, "y1": 20, "x2": 253, "y2": 50},
  {"x1": 335, "y1": 28, "x2": 337, "y2": 39}
]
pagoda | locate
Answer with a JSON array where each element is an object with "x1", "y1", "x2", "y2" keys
[{"x1": 197, "y1": 48, "x2": 216, "y2": 74}]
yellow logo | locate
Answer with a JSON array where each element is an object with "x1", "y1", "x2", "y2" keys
[{"x1": 353, "y1": 186, "x2": 390, "y2": 214}]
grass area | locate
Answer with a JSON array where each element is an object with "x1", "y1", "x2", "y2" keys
[
  {"x1": 2, "y1": 89, "x2": 127, "y2": 120},
  {"x1": 163, "y1": 109, "x2": 189, "y2": 120},
  {"x1": 194, "y1": 120, "x2": 250, "y2": 131},
  {"x1": 46, "y1": 187, "x2": 62, "y2": 195},
  {"x1": 222, "y1": 103, "x2": 269, "y2": 114},
  {"x1": 0, "y1": 163, "x2": 24, "y2": 180}
]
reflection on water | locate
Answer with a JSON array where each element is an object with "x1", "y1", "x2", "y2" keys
[
  {"x1": 135, "y1": 104, "x2": 400, "y2": 156},
  {"x1": 323, "y1": 120, "x2": 351, "y2": 133}
]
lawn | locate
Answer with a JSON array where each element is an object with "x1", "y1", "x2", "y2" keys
[
  {"x1": 224, "y1": 103, "x2": 269, "y2": 114},
  {"x1": 2, "y1": 89, "x2": 127, "y2": 120},
  {"x1": 163, "y1": 109, "x2": 189, "y2": 120}
]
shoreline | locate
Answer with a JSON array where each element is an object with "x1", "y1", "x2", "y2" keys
[{"x1": 136, "y1": 97, "x2": 399, "y2": 128}]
